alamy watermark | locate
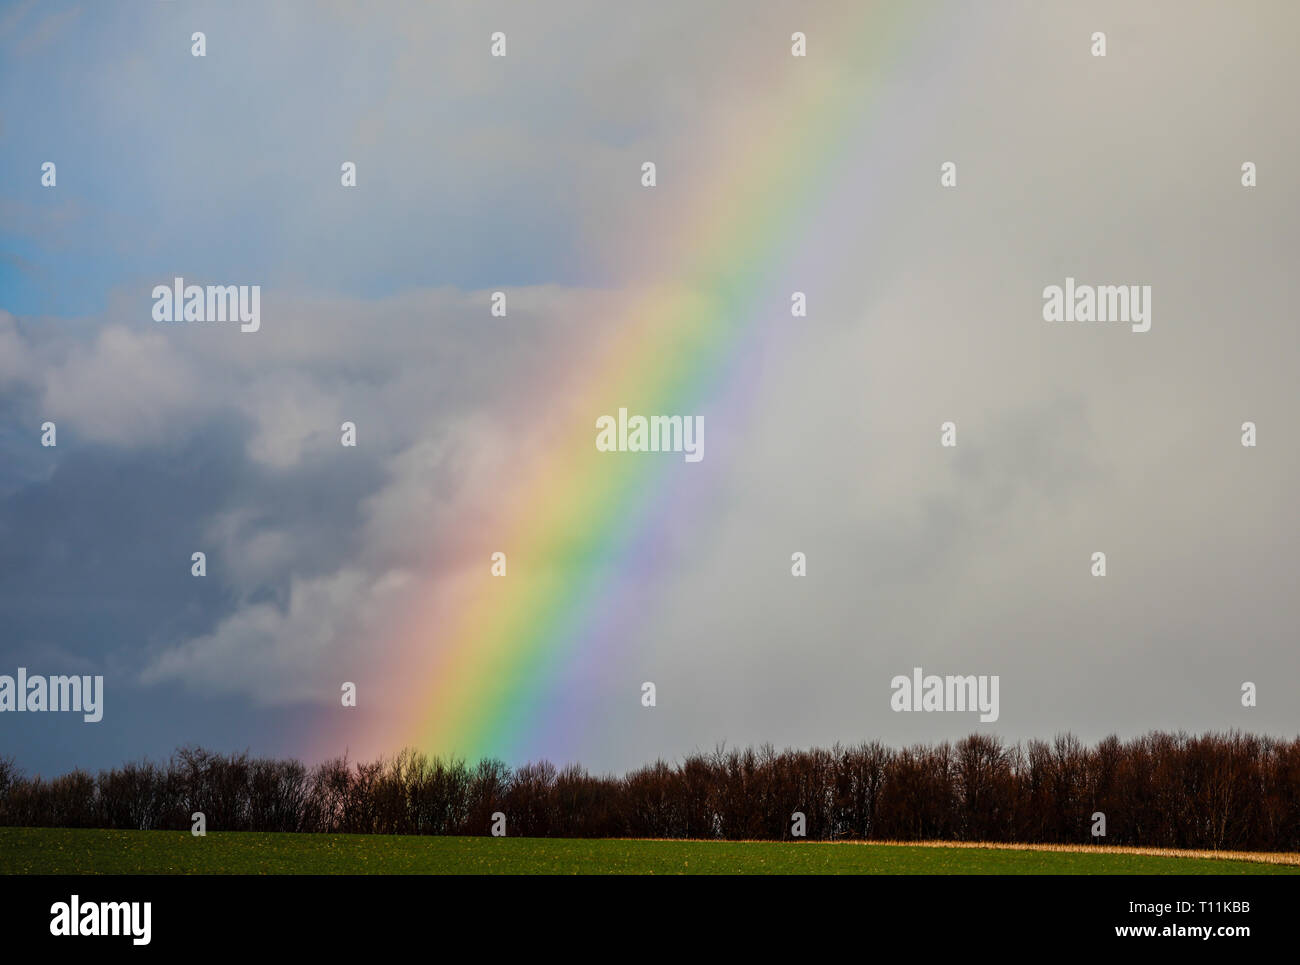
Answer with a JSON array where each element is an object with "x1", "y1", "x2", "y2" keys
[
  {"x1": 595, "y1": 408, "x2": 704, "y2": 462},
  {"x1": 50, "y1": 896, "x2": 150, "y2": 945},
  {"x1": 890, "y1": 667, "x2": 999, "y2": 723},
  {"x1": 1042, "y1": 277, "x2": 1151, "y2": 333},
  {"x1": 152, "y1": 277, "x2": 260, "y2": 333},
  {"x1": 0, "y1": 668, "x2": 103, "y2": 722}
]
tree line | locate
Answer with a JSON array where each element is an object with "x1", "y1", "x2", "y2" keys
[{"x1": 2, "y1": 731, "x2": 1298, "y2": 850}]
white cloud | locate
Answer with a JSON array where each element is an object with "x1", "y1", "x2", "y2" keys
[
  {"x1": 40, "y1": 326, "x2": 199, "y2": 446},
  {"x1": 141, "y1": 565, "x2": 416, "y2": 705}
]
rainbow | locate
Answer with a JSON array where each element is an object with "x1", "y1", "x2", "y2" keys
[{"x1": 327, "y1": 5, "x2": 942, "y2": 767}]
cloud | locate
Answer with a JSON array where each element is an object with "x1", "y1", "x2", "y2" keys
[
  {"x1": 6, "y1": 283, "x2": 619, "y2": 461},
  {"x1": 140, "y1": 565, "x2": 417, "y2": 705},
  {"x1": 40, "y1": 326, "x2": 199, "y2": 446},
  {"x1": 3, "y1": 0, "x2": 1299, "y2": 776},
  {"x1": 0, "y1": 310, "x2": 36, "y2": 386}
]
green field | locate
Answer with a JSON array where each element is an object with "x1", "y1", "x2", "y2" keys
[{"x1": 1, "y1": 828, "x2": 1295, "y2": 874}]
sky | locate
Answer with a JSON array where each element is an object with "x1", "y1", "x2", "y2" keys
[{"x1": 2, "y1": 0, "x2": 1298, "y2": 777}]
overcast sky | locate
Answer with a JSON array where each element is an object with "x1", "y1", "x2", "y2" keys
[{"x1": 2, "y1": 0, "x2": 1297, "y2": 776}]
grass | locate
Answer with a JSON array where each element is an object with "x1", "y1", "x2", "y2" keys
[{"x1": 1, "y1": 827, "x2": 1297, "y2": 874}]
